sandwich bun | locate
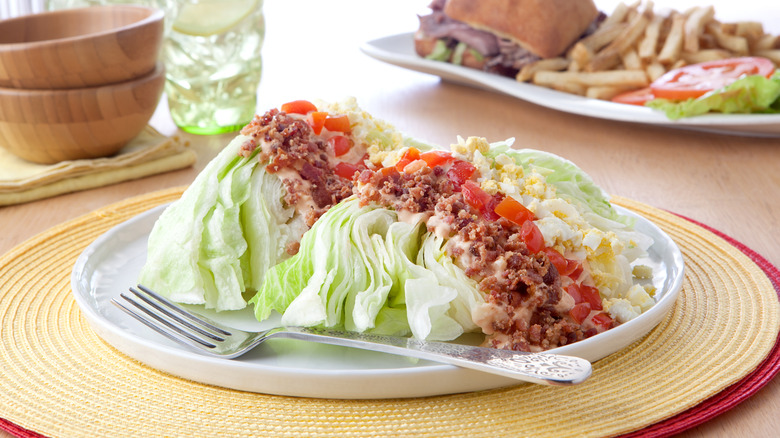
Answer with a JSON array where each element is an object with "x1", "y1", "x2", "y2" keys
[{"x1": 443, "y1": 0, "x2": 599, "y2": 59}]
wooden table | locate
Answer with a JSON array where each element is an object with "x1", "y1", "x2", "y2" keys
[{"x1": 1, "y1": 1, "x2": 778, "y2": 436}]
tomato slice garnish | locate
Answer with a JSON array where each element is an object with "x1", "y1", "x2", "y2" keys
[
  {"x1": 462, "y1": 181, "x2": 500, "y2": 221},
  {"x1": 611, "y1": 87, "x2": 656, "y2": 106},
  {"x1": 520, "y1": 220, "x2": 544, "y2": 254},
  {"x1": 329, "y1": 135, "x2": 351, "y2": 157},
  {"x1": 324, "y1": 115, "x2": 351, "y2": 133},
  {"x1": 420, "y1": 150, "x2": 455, "y2": 167},
  {"x1": 494, "y1": 196, "x2": 536, "y2": 227},
  {"x1": 281, "y1": 100, "x2": 317, "y2": 115},
  {"x1": 650, "y1": 57, "x2": 776, "y2": 100}
]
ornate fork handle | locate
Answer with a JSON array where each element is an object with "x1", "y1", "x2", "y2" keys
[{"x1": 267, "y1": 327, "x2": 592, "y2": 385}]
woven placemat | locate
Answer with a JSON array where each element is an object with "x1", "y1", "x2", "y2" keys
[{"x1": 0, "y1": 188, "x2": 778, "y2": 438}]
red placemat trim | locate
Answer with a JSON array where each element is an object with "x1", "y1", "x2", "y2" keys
[
  {"x1": 0, "y1": 418, "x2": 45, "y2": 438},
  {"x1": 1, "y1": 215, "x2": 778, "y2": 438},
  {"x1": 619, "y1": 214, "x2": 780, "y2": 437}
]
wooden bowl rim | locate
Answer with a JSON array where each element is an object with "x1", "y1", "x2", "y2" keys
[
  {"x1": 0, "y1": 62, "x2": 165, "y2": 97},
  {"x1": 0, "y1": 5, "x2": 164, "y2": 49}
]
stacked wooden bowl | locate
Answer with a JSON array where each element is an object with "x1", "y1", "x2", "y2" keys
[{"x1": 0, "y1": 5, "x2": 165, "y2": 164}]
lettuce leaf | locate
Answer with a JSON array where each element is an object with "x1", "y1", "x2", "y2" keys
[
  {"x1": 249, "y1": 198, "x2": 485, "y2": 341},
  {"x1": 485, "y1": 143, "x2": 630, "y2": 226},
  {"x1": 139, "y1": 135, "x2": 304, "y2": 311},
  {"x1": 647, "y1": 72, "x2": 780, "y2": 120}
]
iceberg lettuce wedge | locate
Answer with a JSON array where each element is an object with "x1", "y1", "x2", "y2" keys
[
  {"x1": 249, "y1": 198, "x2": 485, "y2": 341},
  {"x1": 139, "y1": 135, "x2": 304, "y2": 311},
  {"x1": 485, "y1": 143, "x2": 629, "y2": 226}
]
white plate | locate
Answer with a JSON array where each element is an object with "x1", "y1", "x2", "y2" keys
[
  {"x1": 71, "y1": 203, "x2": 684, "y2": 399},
  {"x1": 361, "y1": 33, "x2": 780, "y2": 138}
]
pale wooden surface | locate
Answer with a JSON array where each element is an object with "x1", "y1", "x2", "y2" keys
[{"x1": 1, "y1": 1, "x2": 778, "y2": 436}]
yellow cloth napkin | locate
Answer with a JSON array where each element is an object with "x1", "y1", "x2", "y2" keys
[{"x1": 0, "y1": 125, "x2": 196, "y2": 206}]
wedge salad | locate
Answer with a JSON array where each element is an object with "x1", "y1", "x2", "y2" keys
[{"x1": 140, "y1": 98, "x2": 656, "y2": 352}]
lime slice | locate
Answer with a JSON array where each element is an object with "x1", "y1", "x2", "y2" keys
[{"x1": 172, "y1": 0, "x2": 259, "y2": 37}]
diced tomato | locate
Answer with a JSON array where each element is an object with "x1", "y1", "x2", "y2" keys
[
  {"x1": 380, "y1": 166, "x2": 398, "y2": 178},
  {"x1": 566, "y1": 283, "x2": 583, "y2": 304},
  {"x1": 650, "y1": 57, "x2": 776, "y2": 100},
  {"x1": 334, "y1": 162, "x2": 360, "y2": 180},
  {"x1": 447, "y1": 160, "x2": 477, "y2": 189},
  {"x1": 580, "y1": 285, "x2": 603, "y2": 311},
  {"x1": 395, "y1": 147, "x2": 421, "y2": 171},
  {"x1": 569, "y1": 303, "x2": 591, "y2": 324},
  {"x1": 542, "y1": 247, "x2": 568, "y2": 274},
  {"x1": 611, "y1": 87, "x2": 655, "y2": 106},
  {"x1": 561, "y1": 259, "x2": 580, "y2": 277},
  {"x1": 592, "y1": 312, "x2": 614, "y2": 330},
  {"x1": 462, "y1": 181, "x2": 500, "y2": 221},
  {"x1": 495, "y1": 196, "x2": 536, "y2": 227},
  {"x1": 520, "y1": 220, "x2": 544, "y2": 254},
  {"x1": 309, "y1": 111, "x2": 327, "y2": 135},
  {"x1": 329, "y1": 135, "x2": 351, "y2": 157},
  {"x1": 324, "y1": 115, "x2": 351, "y2": 133},
  {"x1": 281, "y1": 100, "x2": 317, "y2": 115},
  {"x1": 420, "y1": 150, "x2": 455, "y2": 167},
  {"x1": 567, "y1": 263, "x2": 584, "y2": 281}
]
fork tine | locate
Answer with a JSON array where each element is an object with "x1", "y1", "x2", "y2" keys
[
  {"x1": 135, "y1": 285, "x2": 232, "y2": 336},
  {"x1": 124, "y1": 286, "x2": 226, "y2": 342},
  {"x1": 112, "y1": 295, "x2": 218, "y2": 349}
]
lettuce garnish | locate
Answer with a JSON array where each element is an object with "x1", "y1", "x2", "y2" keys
[{"x1": 647, "y1": 71, "x2": 780, "y2": 120}]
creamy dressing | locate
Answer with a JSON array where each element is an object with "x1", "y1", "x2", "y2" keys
[
  {"x1": 426, "y1": 210, "x2": 454, "y2": 239},
  {"x1": 396, "y1": 209, "x2": 432, "y2": 225}
]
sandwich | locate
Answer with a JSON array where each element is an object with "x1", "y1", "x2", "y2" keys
[
  {"x1": 140, "y1": 98, "x2": 656, "y2": 352},
  {"x1": 415, "y1": 0, "x2": 603, "y2": 76}
]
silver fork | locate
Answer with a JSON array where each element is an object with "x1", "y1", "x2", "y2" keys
[{"x1": 111, "y1": 284, "x2": 592, "y2": 386}]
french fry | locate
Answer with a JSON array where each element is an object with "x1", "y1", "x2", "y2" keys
[
  {"x1": 533, "y1": 70, "x2": 649, "y2": 88},
  {"x1": 706, "y1": 22, "x2": 749, "y2": 54},
  {"x1": 513, "y1": 1, "x2": 780, "y2": 102},
  {"x1": 736, "y1": 21, "x2": 765, "y2": 45},
  {"x1": 683, "y1": 6, "x2": 715, "y2": 53},
  {"x1": 548, "y1": 81, "x2": 588, "y2": 96},
  {"x1": 670, "y1": 59, "x2": 686, "y2": 70},
  {"x1": 755, "y1": 34, "x2": 779, "y2": 51},
  {"x1": 621, "y1": 49, "x2": 644, "y2": 70},
  {"x1": 658, "y1": 12, "x2": 685, "y2": 64},
  {"x1": 638, "y1": 11, "x2": 666, "y2": 59},
  {"x1": 586, "y1": 85, "x2": 638, "y2": 100},
  {"x1": 588, "y1": 6, "x2": 651, "y2": 71},
  {"x1": 568, "y1": 42, "x2": 593, "y2": 68},
  {"x1": 599, "y1": 1, "x2": 638, "y2": 29},
  {"x1": 681, "y1": 48, "x2": 731, "y2": 64},
  {"x1": 755, "y1": 50, "x2": 780, "y2": 64},
  {"x1": 578, "y1": 23, "x2": 628, "y2": 53},
  {"x1": 645, "y1": 61, "x2": 667, "y2": 81},
  {"x1": 516, "y1": 58, "x2": 569, "y2": 82}
]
